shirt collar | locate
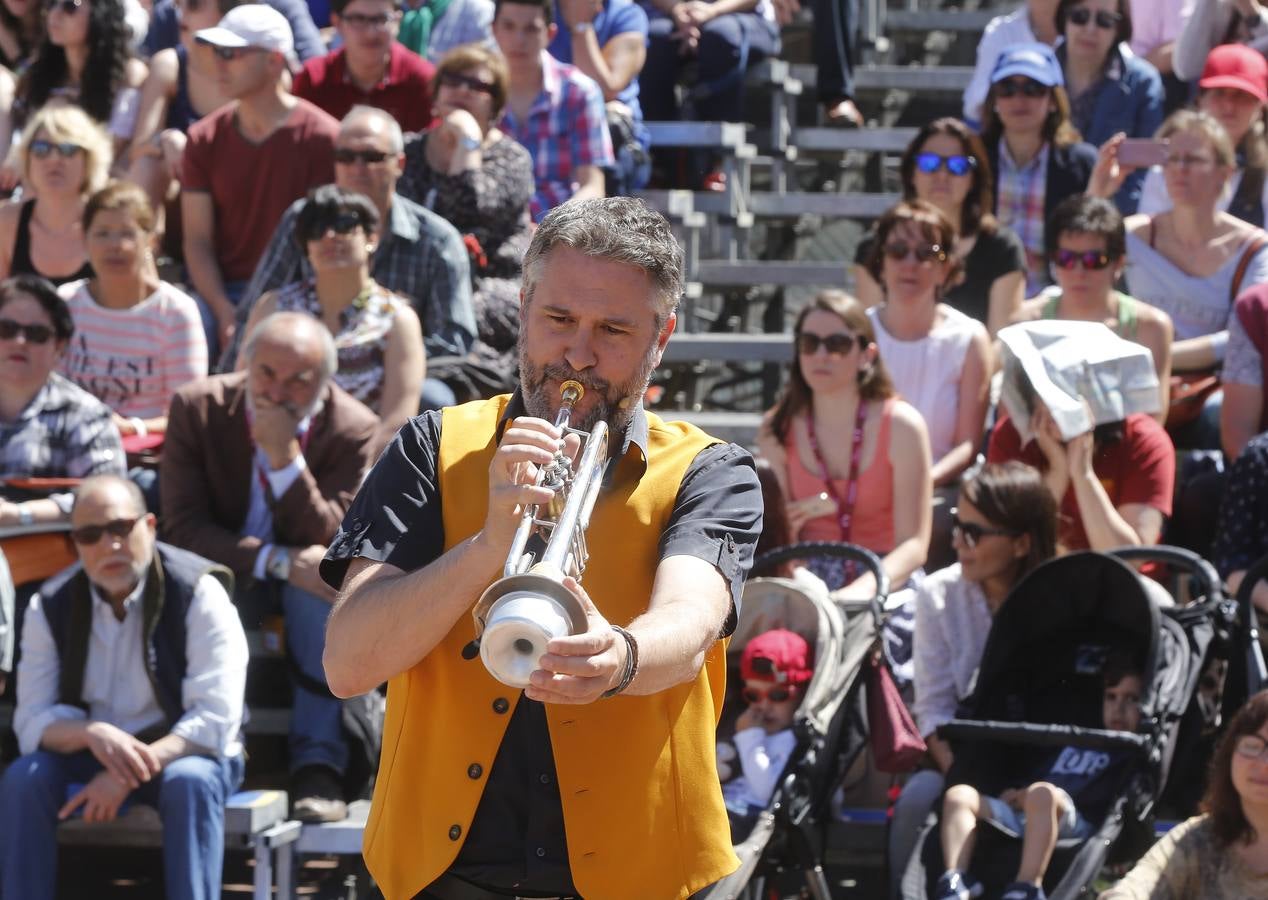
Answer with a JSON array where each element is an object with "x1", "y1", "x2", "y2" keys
[
  {"x1": 497, "y1": 387, "x2": 650, "y2": 480},
  {"x1": 998, "y1": 137, "x2": 1049, "y2": 176},
  {"x1": 384, "y1": 194, "x2": 421, "y2": 242},
  {"x1": 89, "y1": 572, "x2": 146, "y2": 615},
  {"x1": 337, "y1": 44, "x2": 402, "y2": 91}
]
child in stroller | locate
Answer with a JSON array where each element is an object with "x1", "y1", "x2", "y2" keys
[
  {"x1": 936, "y1": 652, "x2": 1145, "y2": 900},
  {"x1": 719, "y1": 628, "x2": 815, "y2": 842}
]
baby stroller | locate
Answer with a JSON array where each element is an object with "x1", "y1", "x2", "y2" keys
[
  {"x1": 900, "y1": 547, "x2": 1237, "y2": 900},
  {"x1": 701, "y1": 541, "x2": 889, "y2": 900}
]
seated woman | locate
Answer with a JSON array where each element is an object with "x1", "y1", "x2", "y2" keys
[
  {"x1": 0, "y1": 0, "x2": 44, "y2": 73},
  {"x1": 0, "y1": 274, "x2": 125, "y2": 526},
  {"x1": 888, "y1": 461, "x2": 1059, "y2": 898},
  {"x1": 237, "y1": 185, "x2": 424, "y2": 453},
  {"x1": 1212, "y1": 429, "x2": 1268, "y2": 616},
  {"x1": 1012, "y1": 194, "x2": 1173, "y2": 413},
  {"x1": 979, "y1": 43, "x2": 1098, "y2": 295},
  {"x1": 963, "y1": 0, "x2": 1061, "y2": 127},
  {"x1": 853, "y1": 117, "x2": 1027, "y2": 338},
  {"x1": 1099, "y1": 689, "x2": 1268, "y2": 898},
  {"x1": 57, "y1": 181, "x2": 206, "y2": 440},
  {"x1": 756, "y1": 289, "x2": 932, "y2": 599},
  {"x1": 0, "y1": 104, "x2": 110, "y2": 286},
  {"x1": 397, "y1": 43, "x2": 533, "y2": 356},
  {"x1": 1223, "y1": 283, "x2": 1268, "y2": 458}
]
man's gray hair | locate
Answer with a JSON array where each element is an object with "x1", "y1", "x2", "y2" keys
[
  {"x1": 522, "y1": 197, "x2": 684, "y2": 323},
  {"x1": 71, "y1": 474, "x2": 147, "y2": 519},
  {"x1": 241, "y1": 312, "x2": 338, "y2": 384},
  {"x1": 342, "y1": 105, "x2": 405, "y2": 155}
]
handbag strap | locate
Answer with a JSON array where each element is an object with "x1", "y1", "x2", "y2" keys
[
  {"x1": 1231, "y1": 235, "x2": 1268, "y2": 304},
  {"x1": 805, "y1": 399, "x2": 869, "y2": 542}
]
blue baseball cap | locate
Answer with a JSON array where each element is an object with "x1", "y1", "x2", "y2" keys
[{"x1": 990, "y1": 43, "x2": 1064, "y2": 88}]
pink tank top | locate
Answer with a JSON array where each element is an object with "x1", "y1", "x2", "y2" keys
[{"x1": 784, "y1": 398, "x2": 896, "y2": 553}]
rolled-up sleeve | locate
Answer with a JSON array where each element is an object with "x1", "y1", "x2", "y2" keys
[
  {"x1": 13, "y1": 595, "x2": 89, "y2": 756},
  {"x1": 171, "y1": 574, "x2": 248, "y2": 755}
]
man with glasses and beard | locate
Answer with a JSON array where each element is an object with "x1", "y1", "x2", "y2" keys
[
  {"x1": 0, "y1": 474, "x2": 248, "y2": 900},
  {"x1": 161, "y1": 311, "x2": 378, "y2": 823},
  {"x1": 320, "y1": 197, "x2": 763, "y2": 900}
]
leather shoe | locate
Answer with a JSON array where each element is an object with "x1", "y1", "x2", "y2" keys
[{"x1": 290, "y1": 765, "x2": 348, "y2": 823}]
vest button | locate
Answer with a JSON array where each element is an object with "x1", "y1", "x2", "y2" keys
[
  {"x1": 536, "y1": 847, "x2": 546, "y2": 858},
  {"x1": 448, "y1": 824, "x2": 462, "y2": 840},
  {"x1": 467, "y1": 763, "x2": 483, "y2": 779},
  {"x1": 492, "y1": 697, "x2": 509, "y2": 714}
]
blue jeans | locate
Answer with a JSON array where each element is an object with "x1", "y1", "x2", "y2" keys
[
  {"x1": 282, "y1": 583, "x2": 347, "y2": 775},
  {"x1": 0, "y1": 748, "x2": 244, "y2": 900}
]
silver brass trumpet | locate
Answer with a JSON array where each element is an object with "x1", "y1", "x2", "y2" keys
[{"x1": 471, "y1": 380, "x2": 609, "y2": 688}]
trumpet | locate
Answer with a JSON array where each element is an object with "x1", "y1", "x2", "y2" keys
[{"x1": 470, "y1": 380, "x2": 610, "y2": 688}]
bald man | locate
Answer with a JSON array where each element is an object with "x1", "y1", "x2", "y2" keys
[
  {"x1": 1, "y1": 474, "x2": 247, "y2": 900},
  {"x1": 161, "y1": 312, "x2": 378, "y2": 822}
]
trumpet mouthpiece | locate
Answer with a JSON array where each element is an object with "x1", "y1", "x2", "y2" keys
[{"x1": 560, "y1": 380, "x2": 585, "y2": 405}]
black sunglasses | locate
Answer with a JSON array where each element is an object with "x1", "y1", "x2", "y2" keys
[
  {"x1": 914, "y1": 152, "x2": 975, "y2": 176},
  {"x1": 1052, "y1": 248, "x2": 1114, "y2": 270},
  {"x1": 333, "y1": 148, "x2": 391, "y2": 165},
  {"x1": 29, "y1": 139, "x2": 83, "y2": 159},
  {"x1": 439, "y1": 71, "x2": 497, "y2": 95},
  {"x1": 44, "y1": 0, "x2": 82, "y2": 13},
  {"x1": 949, "y1": 508, "x2": 1020, "y2": 548},
  {"x1": 1068, "y1": 6, "x2": 1122, "y2": 29},
  {"x1": 796, "y1": 331, "x2": 867, "y2": 356},
  {"x1": 0, "y1": 317, "x2": 55, "y2": 344},
  {"x1": 207, "y1": 45, "x2": 261, "y2": 61},
  {"x1": 883, "y1": 240, "x2": 947, "y2": 263},
  {"x1": 70, "y1": 517, "x2": 141, "y2": 546},
  {"x1": 995, "y1": 78, "x2": 1049, "y2": 99},
  {"x1": 303, "y1": 210, "x2": 366, "y2": 241},
  {"x1": 741, "y1": 684, "x2": 797, "y2": 704}
]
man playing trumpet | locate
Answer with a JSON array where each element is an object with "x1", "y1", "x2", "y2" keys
[{"x1": 320, "y1": 196, "x2": 764, "y2": 900}]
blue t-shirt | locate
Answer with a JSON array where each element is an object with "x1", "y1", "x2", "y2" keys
[
  {"x1": 548, "y1": 0, "x2": 647, "y2": 121},
  {"x1": 1031, "y1": 744, "x2": 1133, "y2": 827}
]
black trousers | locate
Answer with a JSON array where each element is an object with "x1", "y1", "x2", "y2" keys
[{"x1": 811, "y1": 0, "x2": 859, "y2": 102}]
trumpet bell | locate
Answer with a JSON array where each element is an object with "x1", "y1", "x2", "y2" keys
[{"x1": 474, "y1": 571, "x2": 589, "y2": 688}]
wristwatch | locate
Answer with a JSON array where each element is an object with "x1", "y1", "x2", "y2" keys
[
  {"x1": 572, "y1": 20, "x2": 594, "y2": 35},
  {"x1": 15, "y1": 503, "x2": 33, "y2": 527},
  {"x1": 266, "y1": 548, "x2": 292, "y2": 582},
  {"x1": 459, "y1": 134, "x2": 482, "y2": 151}
]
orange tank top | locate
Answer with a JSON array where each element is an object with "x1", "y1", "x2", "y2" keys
[{"x1": 784, "y1": 398, "x2": 896, "y2": 553}]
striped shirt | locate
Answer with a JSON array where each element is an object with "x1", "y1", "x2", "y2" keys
[
  {"x1": 58, "y1": 280, "x2": 208, "y2": 420},
  {"x1": 996, "y1": 138, "x2": 1050, "y2": 296},
  {"x1": 500, "y1": 51, "x2": 615, "y2": 222}
]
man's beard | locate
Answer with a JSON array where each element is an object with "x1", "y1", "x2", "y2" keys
[
  {"x1": 246, "y1": 389, "x2": 326, "y2": 423},
  {"x1": 518, "y1": 334, "x2": 659, "y2": 435}
]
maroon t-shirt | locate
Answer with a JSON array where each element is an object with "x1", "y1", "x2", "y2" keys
[
  {"x1": 181, "y1": 98, "x2": 339, "y2": 283},
  {"x1": 293, "y1": 43, "x2": 435, "y2": 133},
  {"x1": 986, "y1": 413, "x2": 1175, "y2": 550},
  {"x1": 1235, "y1": 283, "x2": 1268, "y2": 430}
]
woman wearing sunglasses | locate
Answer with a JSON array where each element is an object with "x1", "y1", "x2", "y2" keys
[
  {"x1": 237, "y1": 185, "x2": 424, "y2": 453},
  {"x1": 854, "y1": 117, "x2": 1027, "y2": 337},
  {"x1": 398, "y1": 43, "x2": 533, "y2": 357},
  {"x1": 1013, "y1": 194, "x2": 1173, "y2": 415},
  {"x1": 1100, "y1": 688, "x2": 1268, "y2": 898},
  {"x1": 889, "y1": 462, "x2": 1058, "y2": 895},
  {"x1": 756, "y1": 289, "x2": 932, "y2": 598},
  {"x1": 980, "y1": 43, "x2": 1098, "y2": 296},
  {"x1": 0, "y1": 104, "x2": 109, "y2": 286}
]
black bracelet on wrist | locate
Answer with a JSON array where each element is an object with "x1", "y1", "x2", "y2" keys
[{"x1": 603, "y1": 624, "x2": 639, "y2": 698}]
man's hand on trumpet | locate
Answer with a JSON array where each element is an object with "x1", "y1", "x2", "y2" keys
[
  {"x1": 483, "y1": 416, "x2": 582, "y2": 553},
  {"x1": 525, "y1": 576, "x2": 628, "y2": 705}
]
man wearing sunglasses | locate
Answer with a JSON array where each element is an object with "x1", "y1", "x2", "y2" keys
[{"x1": 0, "y1": 474, "x2": 248, "y2": 900}]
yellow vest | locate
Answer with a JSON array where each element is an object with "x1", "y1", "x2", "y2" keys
[{"x1": 362, "y1": 396, "x2": 740, "y2": 900}]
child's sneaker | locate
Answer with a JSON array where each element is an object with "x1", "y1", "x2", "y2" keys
[
  {"x1": 1000, "y1": 882, "x2": 1047, "y2": 900},
  {"x1": 934, "y1": 870, "x2": 983, "y2": 900}
]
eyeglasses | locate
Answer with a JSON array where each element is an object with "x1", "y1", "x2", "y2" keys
[
  {"x1": 1163, "y1": 154, "x2": 1216, "y2": 170},
  {"x1": 303, "y1": 210, "x2": 365, "y2": 241},
  {"x1": 914, "y1": 152, "x2": 975, "y2": 177},
  {"x1": 883, "y1": 240, "x2": 947, "y2": 263},
  {"x1": 1051, "y1": 248, "x2": 1114, "y2": 270},
  {"x1": 339, "y1": 11, "x2": 398, "y2": 29},
  {"x1": 1235, "y1": 734, "x2": 1268, "y2": 761},
  {"x1": 438, "y1": 71, "x2": 497, "y2": 95},
  {"x1": 70, "y1": 517, "x2": 141, "y2": 546},
  {"x1": 949, "y1": 509, "x2": 1020, "y2": 548},
  {"x1": 45, "y1": 0, "x2": 83, "y2": 14},
  {"x1": 1067, "y1": 6, "x2": 1122, "y2": 29},
  {"x1": 333, "y1": 148, "x2": 391, "y2": 165},
  {"x1": 0, "y1": 318, "x2": 55, "y2": 344},
  {"x1": 796, "y1": 331, "x2": 867, "y2": 356},
  {"x1": 741, "y1": 684, "x2": 799, "y2": 704},
  {"x1": 994, "y1": 78, "x2": 1049, "y2": 99},
  {"x1": 29, "y1": 139, "x2": 82, "y2": 160}
]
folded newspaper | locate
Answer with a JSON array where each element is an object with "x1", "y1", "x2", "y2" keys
[{"x1": 997, "y1": 321, "x2": 1161, "y2": 444}]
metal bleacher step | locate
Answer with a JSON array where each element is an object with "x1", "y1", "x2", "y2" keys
[
  {"x1": 883, "y1": 8, "x2": 998, "y2": 32},
  {"x1": 789, "y1": 63, "x2": 973, "y2": 94},
  {"x1": 663, "y1": 332, "x2": 791, "y2": 364},
  {"x1": 58, "y1": 788, "x2": 288, "y2": 851},
  {"x1": 645, "y1": 121, "x2": 751, "y2": 150},
  {"x1": 747, "y1": 191, "x2": 900, "y2": 219},
  {"x1": 694, "y1": 259, "x2": 851, "y2": 288},
  {"x1": 661, "y1": 411, "x2": 763, "y2": 447},
  {"x1": 790, "y1": 126, "x2": 918, "y2": 154}
]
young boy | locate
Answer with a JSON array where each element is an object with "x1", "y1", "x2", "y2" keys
[
  {"x1": 935, "y1": 653, "x2": 1145, "y2": 900},
  {"x1": 719, "y1": 629, "x2": 814, "y2": 841}
]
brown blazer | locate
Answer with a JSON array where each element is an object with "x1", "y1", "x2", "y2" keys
[{"x1": 160, "y1": 372, "x2": 378, "y2": 579}]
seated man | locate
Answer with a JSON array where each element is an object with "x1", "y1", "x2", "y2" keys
[
  {"x1": 493, "y1": 0, "x2": 614, "y2": 220},
  {"x1": 161, "y1": 311, "x2": 378, "y2": 821},
  {"x1": 0, "y1": 474, "x2": 248, "y2": 900},
  {"x1": 936, "y1": 654, "x2": 1144, "y2": 900},
  {"x1": 398, "y1": 0, "x2": 494, "y2": 60}
]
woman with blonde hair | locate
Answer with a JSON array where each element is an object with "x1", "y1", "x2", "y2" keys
[
  {"x1": 758, "y1": 289, "x2": 932, "y2": 599},
  {"x1": 0, "y1": 103, "x2": 111, "y2": 285}
]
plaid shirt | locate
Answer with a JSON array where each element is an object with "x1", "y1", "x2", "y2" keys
[
  {"x1": 996, "y1": 139, "x2": 1050, "y2": 295},
  {"x1": 0, "y1": 373, "x2": 125, "y2": 511},
  {"x1": 500, "y1": 51, "x2": 615, "y2": 222},
  {"x1": 229, "y1": 194, "x2": 475, "y2": 367}
]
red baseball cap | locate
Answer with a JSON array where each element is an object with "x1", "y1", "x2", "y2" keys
[
  {"x1": 741, "y1": 629, "x2": 814, "y2": 685},
  {"x1": 1200, "y1": 44, "x2": 1268, "y2": 105}
]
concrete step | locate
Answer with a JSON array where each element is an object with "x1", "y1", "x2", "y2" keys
[
  {"x1": 694, "y1": 259, "x2": 851, "y2": 288},
  {"x1": 748, "y1": 191, "x2": 900, "y2": 219},
  {"x1": 790, "y1": 63, "x2": 973, "y2": 93},
  {"x1": 791, "y1": 126, "x2": 918, "y2": 153}
]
